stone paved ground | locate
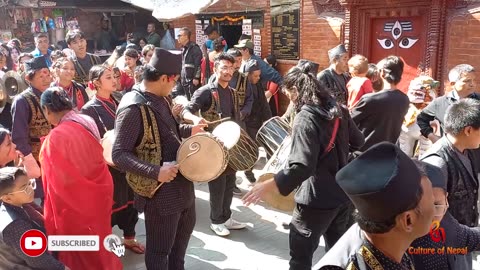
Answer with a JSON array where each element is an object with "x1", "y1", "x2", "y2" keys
[
  {"x1": 119, "y1": 171, "x2": 325, "y2": 270},
  {"x1": 117, "y1": 153, "x2": 480, "y2": 270}
]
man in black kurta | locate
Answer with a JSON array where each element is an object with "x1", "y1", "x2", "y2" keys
[
  {"x1": 112, "y1": 48, "x2": 200, "y2": 270},
  {"x1": 317, "y1": 44, "x2": 351, "y2": 106},
  {"x1": 183, "y1": 53, "x2": 247, "y2": 237},
  {"x1": 243, "y1": 59, "x2": 272, "y2": 183}
]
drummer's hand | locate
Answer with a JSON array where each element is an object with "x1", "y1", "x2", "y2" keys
[
  {"x1": 172, "y1": 104, "x2": 184, "y2": 118},
  {"x1": 158, "y1": 164, "x2": 179, "y2": 183},
  {"x1": 242, "y1": 178, "x2": 279, "y2": 206},
  {"x1": 191, "y1": 123, "x2": 208, "y2": 136}
]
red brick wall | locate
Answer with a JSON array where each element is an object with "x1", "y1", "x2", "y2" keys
[
  {"x1": 299, "y1": 0, "x2": 343, "y2": 71},
  {"x1": 170, "y1": 14, "x2": 197, "y2": 48},
  {"x1": 274, "y1": 0, "x2": 343, "y2": 74},
  {"x1": 444, "y1": 8, "x2": 480, "y2": 91}
]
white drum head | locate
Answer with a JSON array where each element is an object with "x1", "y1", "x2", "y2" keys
[
  {"x1": 212, "y1": 121, "x2": 241, "y2": 149},
  {"x1": 101, "y1": 130, "x2": 115, "y2": 166}
]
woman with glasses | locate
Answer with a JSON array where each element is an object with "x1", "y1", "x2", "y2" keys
[
  {"x1": 39, "y1": 87, "x2": 122, "y2": 270},
  {"x1": 409, "y1": 162, "x2": 480, "y2": 270},
  {"x1": 0, "y1": 167, "x2": 69, "y2": 270}
]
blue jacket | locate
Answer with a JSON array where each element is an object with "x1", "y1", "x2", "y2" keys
[
  {"x1": 241, "y1": 54, "x2": 283, "y2": 86},
  {"x1": 31, "y1": 48, "x2": 52, "y2": 67}
]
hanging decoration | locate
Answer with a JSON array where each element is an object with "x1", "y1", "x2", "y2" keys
[{"x1": 211, "y1": 15, "x2": 245, "y2": 24}]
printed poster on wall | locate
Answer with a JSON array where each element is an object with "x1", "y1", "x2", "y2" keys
[
  {"x1": 253, "y1": 29, "x2": 261, "y2": 56},
  {"x1": 242, "y1": 19, "x2": 252, "y2": 37}
]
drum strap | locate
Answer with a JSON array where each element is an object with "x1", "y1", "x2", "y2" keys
[
  {"x1": 322, "y1": 118, "x2": 340, "y2": 157},
  {"x1": 207, "y1": 82, "x2": 223, "y2": 118}
]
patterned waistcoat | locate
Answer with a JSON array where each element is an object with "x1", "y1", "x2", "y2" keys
[
  {"x1": 118, "y1": 91, "x2": 162, "y2": 198},
  {"x1": 23, "y1": 90, "x2": 51, "y2": 161}
]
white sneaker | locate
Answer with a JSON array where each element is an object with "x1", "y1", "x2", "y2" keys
[
  {"x1": 210, "y1": 223, "x2": 230, "y2": 236},
  {"x1": 224, "y1": 218, "x2": 247, "y2": 230}
]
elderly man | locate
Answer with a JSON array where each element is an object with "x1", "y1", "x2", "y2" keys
[
  {"x1": 173, "y1": 27, "x2": 202, "y2": 100},
  {"x1": 417, "y1": 64, "x2": 479, "y2": 143},
  {"x1": 11, "y1": 56, "x2": 52, "y2": 201},
  {"x1": 317, "y1": 44, "x2": 351, "y2": 106}
]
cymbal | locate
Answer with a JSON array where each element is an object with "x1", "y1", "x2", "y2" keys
[{"x1": 257, "y1": 172, "x2": 295, "y2": 212}]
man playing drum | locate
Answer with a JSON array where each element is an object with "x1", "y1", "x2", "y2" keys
[
  {"x1": 183, "y1": 53, "x2": 247, "y2": 237},
  {"x1": 112, "y1": 48, "x2": 204, "y2": 270}
]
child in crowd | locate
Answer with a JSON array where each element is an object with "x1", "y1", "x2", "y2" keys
[
  {"x1": 0, "y1": 167, "x2": 69, "y2": 270},
  {"x1": 347, "y1": 54, "x2": 374, "y2": 109}
]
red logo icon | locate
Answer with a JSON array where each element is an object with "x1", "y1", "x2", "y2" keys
[
  {"x1": 20, "y1": 229, "x2": 47, "y2": 257},
  {"x1": 429, "y1": 220, "x2": 446, "y2": 243}
]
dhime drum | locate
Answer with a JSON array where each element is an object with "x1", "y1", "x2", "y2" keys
[
  {"x1": 101, "y1": 130, "x2": 115, "y2": 166},
  {"x1": 257, "y1": 173, "x2": 295, "y2": 212},
  {"x1": 256, "y1": 116, "x2": 291, "y2": 157},
  {"x1": 264, "y1": 136, "x2": 292, "y2": 173},
  {"x1": 212, "y1": 121, "x2": 259, "y2": 171},
  {"x1": 257, "y1": 136, "x2": 295, "y2": 212},
  {"x1": 177, "y1": 133, "x2": 229, "y2": 182}
]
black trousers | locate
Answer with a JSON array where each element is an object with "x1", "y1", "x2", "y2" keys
[
  {"x1": 245, "y1": 125, "x2": 260, "y2": 183},
  {"x1": 111, "y1": 204, "x2": 138, "y2": 238},
  {"x1": 144, "y1": 202, "x2": 196, "y2": 270},
  {"x1": 289, "y1": 201, "x2": 354, "y2": 270},
  {"x1": 208, "y1": 173, "x2": 236, "y2": 224}
]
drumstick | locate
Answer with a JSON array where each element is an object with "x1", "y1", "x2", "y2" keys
[
  {"x1": 207, "y1": 117, "x2": 231, "y2": 125},
  {"x1": 150, "y1": 142, "x2": 201, "y2": 196}
]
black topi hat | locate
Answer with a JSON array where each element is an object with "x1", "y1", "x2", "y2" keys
[
  {"x1": 148, "y1": 48, "x2": 182, "y2": 75},
  {"x1": 336, "y1": 142, "x2": 422, "y2": 222},
  {"x1": 24, "y1": 56, "x2": 48, "y2": 73}
]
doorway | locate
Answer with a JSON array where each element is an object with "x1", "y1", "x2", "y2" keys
[{"x1": 220, "y1": 25, "x2": 242, "y2": 49}]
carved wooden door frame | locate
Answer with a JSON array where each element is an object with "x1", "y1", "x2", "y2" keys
[{"x1": 339, "y1": 0, "x2": 447, "y2": 88}]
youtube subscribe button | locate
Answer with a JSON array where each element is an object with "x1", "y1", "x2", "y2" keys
[
  {"x1": 20, "y1": 229, "x2": 48, "y2": 257},
  {"x1": 48, "y1": 235, "x2": 100, "y2": 251}
]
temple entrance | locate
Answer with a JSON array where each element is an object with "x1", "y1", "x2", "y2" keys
[{"x1": 220, "y1": 25, "x2": 243, "y2": 49}]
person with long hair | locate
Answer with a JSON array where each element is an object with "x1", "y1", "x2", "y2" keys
[
  {"x1": 119, "y1": 48, "x2": 139, "y2": 92},
  {"x1": 51, "y1": 57, "x2": 89, "y2": 111},
  {"x1": 7, "y1": 42, "x2": 20, "y2": 71},
  {"x1": 81, "y1": 65, "x2": 144, "y2": 254},
  {"x1": 243, "y1": 65, "x2": 364, "y2": 269},
  {"x1": 1, "y1": 43, "x2": 14, "y2": 72},
  {"x1": 39, "y1": 87, "x2": 122, "y2": 270}
]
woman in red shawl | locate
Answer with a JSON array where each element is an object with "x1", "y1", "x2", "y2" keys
[{"x1": 39, "y1": 87, "x2": 122, "y2": 270}]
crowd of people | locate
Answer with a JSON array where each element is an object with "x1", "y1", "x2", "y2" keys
[{"x1": 0, "y1": 19, "x2": 478, "y2": 270}]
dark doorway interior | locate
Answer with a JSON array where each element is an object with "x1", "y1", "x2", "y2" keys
[{"x1": 220, "y1": 25, "x2": 242, "y2": 49}]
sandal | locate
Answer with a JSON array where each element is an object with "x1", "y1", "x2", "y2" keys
[{"x1": 123, "y1": 239, "x2": 145, "y2": 254}]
